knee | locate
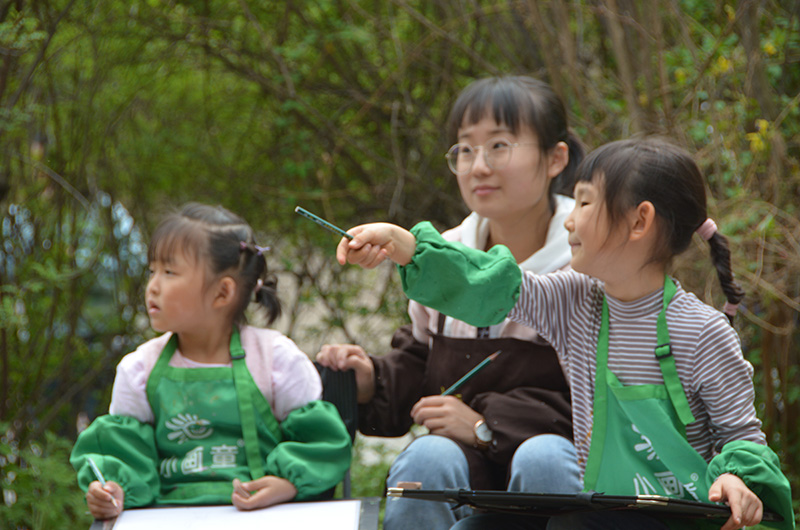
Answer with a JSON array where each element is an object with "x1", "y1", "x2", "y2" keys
[
  {"x1": 387, "y1": 435, "x2": 468, "y2": 484},
  {"x1": 508, "y1": 434, "x2": 581, "y2": 493},
  {"x1": 512, "y1": 434, "x2": 577, "y2": 471},
  {"x1": 397, "y1": 435, "x2": 465, "y2": 468}
]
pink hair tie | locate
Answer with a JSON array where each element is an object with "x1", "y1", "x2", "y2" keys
[
  {"x1": 696, "y1": 218, "x2": 717, "y2": 241},
  {"x1": 239, "y1": 241, "x2": 271, "y2": 256},
  {"x1": 722, "y1": 301, "x2": 739, "y2": 317}
]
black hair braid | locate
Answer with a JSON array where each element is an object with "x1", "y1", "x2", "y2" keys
[{"x1": 707, "y1": 232, "x2": 745, "y2": 324}]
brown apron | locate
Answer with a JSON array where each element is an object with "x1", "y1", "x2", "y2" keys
[{"x1": 427, "y1": 314, "x2": 572, "y2": 490}]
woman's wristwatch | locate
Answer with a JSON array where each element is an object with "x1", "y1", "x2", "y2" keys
[{"x1": 473, "y1": 419, "x2": 493, "y2": 450}]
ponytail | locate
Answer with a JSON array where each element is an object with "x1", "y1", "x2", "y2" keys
[
  {"x1": 697, "y1": 219, "x2": 744, "y2": 325},
  {"x1": 239, "y1": 242, "x2": 282, "y2": 325},
  {"x1": 254, "y1": 275, "x2": 281, "y2": 325},
  {"x1": 551, "y1": 130, "x2": 586, "y2": 199}
]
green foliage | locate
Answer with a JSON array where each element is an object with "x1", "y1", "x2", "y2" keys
[
  {"x1": 0, "y1": 424, "x2": 92, "y2": 529},
  {"x1": 1, "y1": 0, "x2": 799, "y2": 524}
]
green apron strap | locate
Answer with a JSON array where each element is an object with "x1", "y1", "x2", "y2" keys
[
  {"x1": 145, "y1": 334, "x2": 179, "y2": 416},
  {"x1": 229, "y1": 328, "x2": 266, "y2": 481},
  {"x1": 655, "y1": 277, "x2": 695, "y2": 426},
  {"x1": 583, "y1": 297, "x2": 611, "y2": 489}
]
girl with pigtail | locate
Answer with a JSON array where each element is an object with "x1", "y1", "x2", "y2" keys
[
  {"x1": 335, "y1": 138, "x2": 793, "y2": 530},
  {"x1": 71, "y1": 203, "x2": 351, "y2": 520}
]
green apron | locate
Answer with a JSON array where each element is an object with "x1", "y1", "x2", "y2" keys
[
  {"x1": 145, "y1": 329, "x2": 283, "y2": 505},
  {"x1": 583, "y1": 277, "x2": 712, "y2": 505}
]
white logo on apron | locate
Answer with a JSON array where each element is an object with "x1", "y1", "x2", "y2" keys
[
  {"x1": 631, "y1": 424, "x2": 660, "y2": 461},
  {"x1": 160, "y1": 456, "x2": 178, "y2": 478},
  {"x1": 181, "y1": 446, "x2": 206, "y2": 474},
  {"x1": 165, "y1": 413, "x2": 213, "y2": 444},
  {"x1": 210, "y1": 444, "x2": 239, "y2": 469}
]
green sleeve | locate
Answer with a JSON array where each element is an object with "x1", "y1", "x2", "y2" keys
[
  {"x1": 706, "y1": 440, "x2": 795, "y2": 529},
  {"x1": 265, "y1": 400, "x2": 352, "y2": 500},
  {"x1": 398, "y1": 221, "x2": 522, "y2": 327},
  {"x1": 69, "y1": 414, "x2": 160, "y2": 508}
]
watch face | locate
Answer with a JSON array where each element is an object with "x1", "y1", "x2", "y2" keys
[{"x1": 475, "y1": 421, "x2": 493, "y2": 443}]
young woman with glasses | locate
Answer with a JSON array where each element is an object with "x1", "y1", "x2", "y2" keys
[{"x1": 317, "y1": 76, "x2": 585, "y2": 530}]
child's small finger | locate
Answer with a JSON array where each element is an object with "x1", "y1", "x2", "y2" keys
[
  {"x1": 742, "y1": 500, "x2": 762, "y2": 526},
  {"x1": 364, "y1": 245, "x2": 384, "y2": 267},
  {"x1": 233, "y1": 478, "x2": 251, "y2": 498}
]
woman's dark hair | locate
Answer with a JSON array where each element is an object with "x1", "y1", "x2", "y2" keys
[
  {"x1": 446, "y1": 75, "x2": 585, "y2": 208},
  {"x1": 576, "y1": 138, "x2": 744, "y2": 322},
  {"x1": 147, "y1": 203, "x2": 281, "y2": 326}
]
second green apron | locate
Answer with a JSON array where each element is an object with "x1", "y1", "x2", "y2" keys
[
  {"x1": 145, "y1": 329, "x2": 283, "y2": 505},
  {"x1": 583, "y1": 277, "x2": 711, "y2": 504}
]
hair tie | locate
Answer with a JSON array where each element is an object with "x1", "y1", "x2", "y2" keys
[
  {"x1": 696, "y1": 218, "x2": 717, "y2": 241},
  {"x1": 722, "y1": 301, "x2": 739, "y2": 317},
  {"x1": 239, "y1": 242, "x2": 271, "y2": 256},
  {"x1": 254, "y1": 278, "x2": 264, "y2": 295}
]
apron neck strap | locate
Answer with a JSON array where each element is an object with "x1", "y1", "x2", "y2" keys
[
  {"x1": 654, "y1": 277, "x2": 695, "y2": 426},
  {"x1": 599, "y1": 277, "x2": 695, "y2": 426},
  {"x1": 145, "y1": 334, "x2": 178, "y2": 407},
  {"x1": 229, "y1": 327, "x2": 267, "y2": 480}
]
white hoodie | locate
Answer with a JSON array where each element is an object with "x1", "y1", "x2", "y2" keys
[{"x1": 409, "y1": 194, "x2": 574, "y2": 344}]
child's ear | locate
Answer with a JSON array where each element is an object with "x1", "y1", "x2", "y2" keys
[
  {"x1": 546, "y1": 141, "x2": 569, "y2": 179},
  {"x1": 212, "y1": 276, "x2": 237, "y2": 309},
  {"x1": 629, "y1": 201, "x2": 657, "y2": 241}
]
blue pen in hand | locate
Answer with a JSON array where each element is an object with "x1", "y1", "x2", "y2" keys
[
  {"x1": 87, "y1": 457, "x2": 120, "y2": 509},
  {"x1": 295, "y1": 206, "x2": 354, "y2": 240}
]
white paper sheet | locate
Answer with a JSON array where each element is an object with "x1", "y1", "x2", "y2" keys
[{"x1": 110, "y1": 500, "x2": 362, "y2": 530}]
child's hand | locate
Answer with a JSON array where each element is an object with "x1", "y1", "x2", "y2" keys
[
  {"x1": 336, "y1": 223, "x2": 416, "y2": 268},
  {"x1": 316, "y1": 344, "x2": 376, "y2": 403},
  {"x1": 86, "y1": 480, "x2": 123, "y2": 520},
  {"x1": 231, "y1": 476, "x2": 298, "y2": 511},
  {"x1": 708, "y1": 473, "x2": 763, "y2": 530}
]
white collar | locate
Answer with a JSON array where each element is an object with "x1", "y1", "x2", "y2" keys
[{"x1": 457, "y1": 194, "x2": 574, "y2": 274}]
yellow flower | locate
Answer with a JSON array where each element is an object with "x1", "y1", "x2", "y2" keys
[
  {"x1": 715, "y1": 56, "x2": 732, "y2": 74},
  {"x1": 764, "y1": 42, "x2": 778, "y2": 56},
  {"x1": 746, "y1": 132, "x2": 765, "y2": 152}
]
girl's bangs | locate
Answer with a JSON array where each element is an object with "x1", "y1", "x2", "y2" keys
[{"x1": 147, "y1": 216, "x2": 206, "y2": 265}]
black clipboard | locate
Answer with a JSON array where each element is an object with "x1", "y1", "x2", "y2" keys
[{"x1": 387, "y1": 488, "x2": 784, "y2": 523}]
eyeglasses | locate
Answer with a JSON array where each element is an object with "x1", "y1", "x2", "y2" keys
[{"x1": 445, "y1": 138, "x2": 538, "y2": 175}]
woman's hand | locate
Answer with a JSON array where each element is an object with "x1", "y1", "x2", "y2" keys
[
  {"x1": 86, "y1": 480, "x2": 124, "y2": 520},
  {"x1": 336, "y1": 223, "x2": 416, "y2": 268},
  {"x1": 410, "y1": 395, "x2": 484, "y2": 446},
  {"x1": 231, "y1": 476, "x2": 298, "y2": 511},
  {"x1": 708, "y1": 473, "x2": 763, "y2": 530},
  {"x1": 316, "y1": 344, "x2": 376, "y2": 403}
]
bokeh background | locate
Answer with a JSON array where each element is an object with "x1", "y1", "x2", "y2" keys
[{"x1": 1, "y1": 0, "x2": 798, "y2": 526}]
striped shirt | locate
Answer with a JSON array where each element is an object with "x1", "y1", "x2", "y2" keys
[{"x1": 510, "y1": 269, "x2": 766, "y2": 479}]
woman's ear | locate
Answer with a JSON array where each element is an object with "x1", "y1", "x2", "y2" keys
[
  {"x1": 546, "y1": 141, "x2": 569, "y2": 179},
  {"x1": 212, "y1": 276, "x2": 238, "y2": 309},
  {"x1": 629, "y1": 201, "x2": 657, "y2": 241}
]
